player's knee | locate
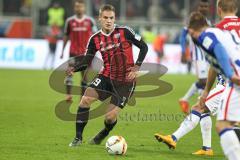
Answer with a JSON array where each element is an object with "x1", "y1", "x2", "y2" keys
[
  {"x1": 105, "y1": 113, "x2": 117, "y2": 124},
  {"x1": 80, "y1": 96, "x2": 94, "y2": 107},
  {"x1": 216, "y1": 122, "x2": 224, "y2": 133},
  {"x1": 216, "y1": 121, "x2": 231, "y2": 133}
]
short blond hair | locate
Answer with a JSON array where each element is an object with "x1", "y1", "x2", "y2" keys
[
  {"x1": 217, "y1": 0, "x2": 238, "y2": 13},
  {"x1": 99, "y1": 4, "x2": 115, "y2": 15}
]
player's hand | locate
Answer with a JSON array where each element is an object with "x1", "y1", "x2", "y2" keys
[
  {"x1": 198, "y1": 90, "x2": 209, "y2": 108},
  {"x1": 66, "y1": 67, "x2": 74, "y2": 76},
  {"x1": 231, "y1": 74, "x2": 240, "y2": 86},
  {"x1": 127, "y1": 65, "x2": 140, "y2": 81},
  {"x1": 181, "y1": 54, "x2": 187, "y2": 64}
]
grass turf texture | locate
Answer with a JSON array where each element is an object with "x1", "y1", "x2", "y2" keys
[{"x1": 0, "y1": 69, "x2": 224, "y2": 160}]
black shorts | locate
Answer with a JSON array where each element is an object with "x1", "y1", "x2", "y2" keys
[{"x1": 89, "y1": 75, "x2": 135, "y2": 109}]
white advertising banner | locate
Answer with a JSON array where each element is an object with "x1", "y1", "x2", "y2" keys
[
  {"x1": 0, "y1": 38, "x2": 188, "y2": 74},
  {"x1": 0, "y1": 38, "x2": 49, "y2": 69}
]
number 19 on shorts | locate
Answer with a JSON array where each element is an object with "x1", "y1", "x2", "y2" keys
[{"x1": 92, "y1": 78, "x2": 101, "y2": 86}]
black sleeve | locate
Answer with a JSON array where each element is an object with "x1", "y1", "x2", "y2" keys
[
  {"x1": 124, "y1": 27, "x2": 148, "y2": 66},
  {"x1": 73, "y1": 38, "x2": 97, "y2": 72}
]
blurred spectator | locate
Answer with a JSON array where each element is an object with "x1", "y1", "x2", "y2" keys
[
  {"x1": 44, "y1": 24, "x2": 62, "y2": 69},
  {"x1": 105, "y1": 0, "x2": 120, "y2": 18},
  {"x1": 153, "y1": 33, "x2": 168, "y2": 63},
  {"x1": 141, "y1": 26, "x2": 156, "y2": 44},
  {"x1": 3, "y1": 0, "x2": 22, "y2": 15},
  {"x1": 147, "y1": 0, "x2": 164, "y2": 22},
  {"x1": 91, "y1": 0, "x2": 120, "y2": 18},
  {"x1": 164, "y1": 0, "x2": 182, "y2": 19},
  {"x1": 48, "y1": 2, "x2": 65, "y2": 27},
  {"x1": 91, "y1": 0, "x2": 102, "y2": 17},
  {"x1": 126, "y1": 0, "x2": 149, "y2": 18},
  {"x1": 190, "y1": 0, "x2": 216, "y2": 22},
  {"x1": 20, "y1": 0, "x2": 32, "y2": 16},
  {"x1": 126, "y1": 0, "x2": 136, "y2": 17}
]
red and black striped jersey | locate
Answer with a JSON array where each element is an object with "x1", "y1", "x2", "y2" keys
[
  {"x1": 64, "y1": 15, "x2": 97, "y2": 56},
  {"x1": 79, "y1": 25, "x2": 148, "y2": 82}
]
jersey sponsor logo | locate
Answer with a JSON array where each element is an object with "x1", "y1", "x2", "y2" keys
[
  {"x1": 73, "y1": 27, "x2": 88, "y2": 31},
  {"x1": 223, "y1": 22, "x2": 240, "y2": 28},
  {"x1": 99, "y1": 40, "x2": 131, "y2": 52},
  {"x1": 100, "y1": 43, "x2": 121, "y2": 52},
  {"x1": 203, "y1": 36, "x2": 213, "y2": 49}
]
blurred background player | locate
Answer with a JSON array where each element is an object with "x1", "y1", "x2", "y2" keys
[
  {"x1": 179, "y1": 0, "x2": 210, "y2": 113},
  {"x1": 47, "y1": 2, "x2": 65, "y2": 28},
  {"x1": 60, "y1": 0, "x2": 97, "y2": 101},
  {"x1": 152, "y1": 32, "x2": 168, "y2": 63},
  {"x1": 68, "y1": 4, "x2": 148, "y2": 147},
  {"x1": 155, "y1": 2, "x2": 240, "y2": 156},
  {"x1": 44, "y1": 23, "x2": 62, "y2": 69}
]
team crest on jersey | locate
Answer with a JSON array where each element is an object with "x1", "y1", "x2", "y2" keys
[{"x1": 114, "y1": 33, "x2": 120, "y2": 39}]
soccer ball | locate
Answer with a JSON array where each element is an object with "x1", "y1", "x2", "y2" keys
[{"x1": 105, "y1": 136, "x2": 128, "y2": 155}]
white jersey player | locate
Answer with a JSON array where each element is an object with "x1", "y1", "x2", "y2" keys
[
  {"x1": 155, "y1": 11, "x2": 240, "y2": 160},
  {"x1": 155, "y1": 0, "x2": 240, "y2": 158},
  {"x1": 189, "y1": 13, "x2": 240, "y2": 160}
]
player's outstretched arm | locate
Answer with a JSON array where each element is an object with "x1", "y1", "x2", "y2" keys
[
  {"x1": 199, "y1": 66, "x2": 217, "y2": 107},
  {"x1": 61, "y1": 18, "x2": 71, "y2": 59},
  {"x1": 61, "y1": 35, "x2": 69, "y2": 59},
  {"x1": 205, "y1": 66, "x2": 217, "y2": 93}
]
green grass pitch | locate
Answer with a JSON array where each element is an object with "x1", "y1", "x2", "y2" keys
[{"x1": 0, "y1": 69, "x2": 225, "y2": 160}]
